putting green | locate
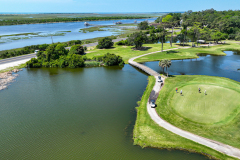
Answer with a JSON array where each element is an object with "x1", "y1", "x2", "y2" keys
[{"x1": 171, "y1": 84, "x2": 240, "y2": 124}]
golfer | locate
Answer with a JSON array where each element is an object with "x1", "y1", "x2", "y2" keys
[
  {"x1": 198, "y1": 87, "x2": 201, "y2": 93},
  {"x1": 180, "y1": 90, "x2": 182, "y2": 95},
  {"x1": 176, "y1": 88, "x2": 178, "y2": 93}
]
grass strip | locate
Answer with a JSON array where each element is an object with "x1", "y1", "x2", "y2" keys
[{"x1": 133, "y1": 76, "x2": 237, "y2": 160}]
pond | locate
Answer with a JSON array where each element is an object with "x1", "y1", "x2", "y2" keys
[
  {"x1": 0, "y1": 65, "x2": 208, "y2": 159},
  {"x1": 144, "y1": 51, "x2": 240, "y2": 82}
]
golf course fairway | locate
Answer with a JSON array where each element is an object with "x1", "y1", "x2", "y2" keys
[
  {"x1": 134, "y1": 76, "x2": 239, "y2": 160},
  {"x1": 156, "y1": 75, "x2": 240, "y2": 149},
  {"x1": 171, "y1": 84, "x2": 240, "y2": 124}
]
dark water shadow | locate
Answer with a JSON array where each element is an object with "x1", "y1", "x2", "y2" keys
[
  {"x1": 131, "y1": 47, "x2": 152, "y2": 51},
  {"x1": 175, "y1": 43, "x2": 191, "y2": 46},
  {"x1": 166, "y1": 50, "x2": 179, "y2": 54}
]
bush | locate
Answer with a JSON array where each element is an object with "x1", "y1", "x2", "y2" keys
[
  {"x1": 96, "y1": 37, "x2": 113, "y2": 49},
  {"x1": 228, "y1": 34, "x2": 236, "y2": 40},
  {"x1": 116, "y1": 40, "x2": 128, "y2": 45},
  {"x1": 26, "y1": 58, "x2": 42, "y2": 68},
  {"x1": 69, "y1": 44, "x2": 85, "y2": 55},
  {"x1": 82, "y1": 55, "x2": 91, "y2": 61},
  {"x1": 66, "y1": 54, "x2": 85, "y2": 68},
  {"x1": 92, "y1": 55, "x2": 104, "y2": 62},
  {"x1": 102, "y1": 53, "x2": 124, "y2": 66},
  {"x1": 68, "y1": 40, "x2": 82, "y2": 46}
]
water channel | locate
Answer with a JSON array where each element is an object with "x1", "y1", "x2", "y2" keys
[
  {"x1": 1, "y1": 51, "x2": 239, "y2": 159},
  {"x1": 0, "y1": 18, "x2": 155, "y2": 51}
]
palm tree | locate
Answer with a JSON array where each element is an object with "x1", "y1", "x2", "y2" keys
[
  {"x1": 159, "y1": 59, "x2": 172, "y2": 76},
  {"x1": 159, "y1": 60, "x2": 167, "y2": 74},
  {"x1": 158, "y1": 28, "x2": 168, "y2": 52},
  {"x1": 165, "y1": 59, "x2": 172, "y2": 77}
]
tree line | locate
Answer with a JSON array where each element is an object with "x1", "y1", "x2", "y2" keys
[
  {"x1": 0, "y1": 16, "x2": 149, "y2": 26},
  {"x1": 157, "y1": 9, "x2": 240, "y2": 42}
]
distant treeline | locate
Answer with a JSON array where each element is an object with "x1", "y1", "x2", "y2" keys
[{"x1": 0, "y1": 16, "x2": 150, "y2": 26}]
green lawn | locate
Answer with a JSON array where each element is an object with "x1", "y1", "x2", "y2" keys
[
  {"x1": 156, "y1": 75, "x2": 240, "y2": 149},
  {"x1": 86, "y1": 43, "x2": 179, "y2": 63},
  {"x1": 86, "y1": 41, "x2": 240, "y2": 64},
  {"x1": 133, "y1": 76, "x2": 237, "y2": 160},
  {"x1": 135, "y1": 41, "x2": 240, "y2": 62},
  {"x1": 172, "y1": 84, "x2": 240, "y2": 124}
]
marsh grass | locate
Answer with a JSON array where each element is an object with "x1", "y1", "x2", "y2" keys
[
  {"x1": 79, "y1": 26, "x2": 106, "y2": 33},
  {"x1": 84, "y1": 61, "x2": 101, "y2": 67}
]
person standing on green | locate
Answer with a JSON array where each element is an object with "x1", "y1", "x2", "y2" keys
[{"x1": 176, "y1": 88, "x2": 178, "y2": 93}]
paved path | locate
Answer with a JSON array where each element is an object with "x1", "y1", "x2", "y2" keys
[
  {"x1": 0, "y1": 53, "x2": 37, "y2": 70},
  {"x1": 128, "y1": 48, "x2": 240, "y2": 159}
]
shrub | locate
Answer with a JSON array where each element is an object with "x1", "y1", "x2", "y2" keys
[
  {"x1": 228, "y1": 34, "x2": 236, "y2": 40},
  {"x1": 26, "y1": 58, "x2": 42, "y2": 68},
  {"x1": 69, "y1": 44, "x2": 85, "y2": 55},
  {"x1": 116, "y1": 40, "x2": 128, "y2": 45},
  {"x1": 96, "y1": 37, "x2": 113, "y2": 49},
  {"x1": 102, "y1": 53, "x2": 124, "y2": 66},
  {"x1": 92, "y1": 55, "x2": 104, "y2": 62},
  {"x1": 68, "y1": 40, "x2": 82, "y2": 46},
  {"x1": 66, "y1": 54, "x2": 85, "y2": 68}
]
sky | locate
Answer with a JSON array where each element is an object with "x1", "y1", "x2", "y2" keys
[{"x1": 0, "y1": 0, "x2": 240, "y2": 13}]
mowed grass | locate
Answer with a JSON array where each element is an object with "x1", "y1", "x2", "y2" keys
[
  {"x1": 133, "y1": 76, "x2": 236, "y2": 160},
  {"x1": 86, "y1": 43, "x2": 179, "y2": 63},
  {"x1": 135, "y1": 41, "x2": 240, "y2": 63},
  {"x1": 172, "y1": 84, "x2": 240, "y2": 124},
  {"x1": 156, "y1": 75, "x2": 240, "y2": 149}
]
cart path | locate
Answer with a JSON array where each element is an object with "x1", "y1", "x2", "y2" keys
[{"x1": 128, "y1": 48, "x2": 240, "y2": 159}]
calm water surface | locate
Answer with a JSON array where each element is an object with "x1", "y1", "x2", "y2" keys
[
  {"x1": 145, "y1": 51, "x2": 240, "y2": 82},
  {"x1": 0, "y1": 18, "x2": 155, "y2": 51},
  {"x1": 0, "y1": 64, "x2": 208, "y2": 159},
  {"x1": 1, "y1": 51, "x2": 238, "y2": 159}
]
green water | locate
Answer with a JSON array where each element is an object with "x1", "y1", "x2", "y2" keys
[{"x1": 0, "y1": 65, "x2": 208, "y2": 160}]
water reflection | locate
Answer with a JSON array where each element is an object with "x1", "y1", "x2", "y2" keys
[
  {"x1": 0, "y1": 64, "x2": 208, "y2": 160},
  {"x1": 144, "y1": 51, "x2": 240, "y2": 82}
]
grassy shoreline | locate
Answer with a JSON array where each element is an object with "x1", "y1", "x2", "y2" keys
[
  {"x1": 0, "y1": 63, "x2": 26, "y2": 73},
  {"x1": 133, "y1": 76, "x2": 237, "y2": 160},
  {"x1": 135, "y1": 42, "x2": 240, "y2": 63}
]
